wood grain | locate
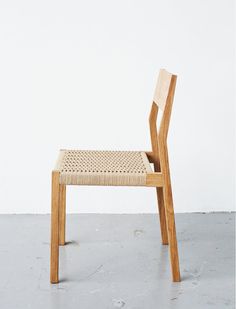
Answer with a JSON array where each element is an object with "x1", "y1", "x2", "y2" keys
[
  {"x1": 148, "y1": 70, "x2": 180, "y2": 281},
  {"x1": 158, "y1": 75, "x2": 180, "y2": 281},
  {"x1": 146, "y1": 172, "x2": 163, "y2": 186},
  {"x1": 153, "y1": 69, "x2": 172, "y2": 110},
  {"x1": 149, "y1": 99, "x2": 168, "y2": 245},
  {"x1": 50, "y1": 171, "x2": 60, "y2": 283},
  {"x1": 59, "y1": 185, "x2": 66, "y2": 246}
]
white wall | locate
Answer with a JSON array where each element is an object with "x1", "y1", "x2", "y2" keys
[{"x1": 0, "y1": 0, "x2": 235, "y2": 214}]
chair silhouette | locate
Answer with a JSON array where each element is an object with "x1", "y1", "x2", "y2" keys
[{"x1": 50, "y1": 69, "x2": 181, "y2": 283}]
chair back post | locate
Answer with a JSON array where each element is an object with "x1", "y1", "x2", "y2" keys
[
  {"x1": 159, "y1": 74, "x2": 177, "y2": 141},
  {"x1": 149, "y1": 69, "x2": 177, "y2": 172},
  {"x1": 149, "y1": 102, "x2": 160, "y2": 169}
]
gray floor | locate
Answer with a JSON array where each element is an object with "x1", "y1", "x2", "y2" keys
[{"x1": 0, "y1": 213, "x2": 234, "y2": 309}]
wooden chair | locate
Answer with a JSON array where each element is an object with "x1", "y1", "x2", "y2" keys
[{"x1": 50, "y1": 69, "x2": 181, "y2": 283}]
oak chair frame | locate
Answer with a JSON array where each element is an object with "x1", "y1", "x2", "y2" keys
[{"x1": 50, "y1": 69, "x2": 180, "y2": 283}]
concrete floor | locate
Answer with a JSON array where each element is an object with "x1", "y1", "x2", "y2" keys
[{"x1": 0, "y1": 213, "x2": 234, "y2": 309}]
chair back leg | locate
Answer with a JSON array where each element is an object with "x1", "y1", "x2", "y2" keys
[{"x1": 160, "y1": 146, "x2": 180, "y2": 282}]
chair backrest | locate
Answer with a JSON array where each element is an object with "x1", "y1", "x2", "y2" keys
[
  {"x1": 149, "y1": 69, "x2": 177, "y2": 165},
  {"x1": 153, "y1": 69, "x2": 174, "y2": 111}
]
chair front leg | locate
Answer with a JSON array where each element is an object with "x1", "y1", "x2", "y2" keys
[
  {"x1": 153, "y1": 161, "x2": 168, "y2": 245},
  {"x1": 50, "y1": 171, "x2": 60, "y2": 283}
]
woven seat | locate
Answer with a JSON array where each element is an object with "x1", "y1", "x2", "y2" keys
[{"x1": 55, "y1": 150, "x2": 153, "y2": 186}]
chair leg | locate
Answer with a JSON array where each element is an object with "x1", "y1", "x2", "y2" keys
[
  {"x1": 162, "y1": 177, "x2": 181, "y2": 282},
  {"x1": 156, "y1": 187, "x2": 169, "y2": 245},
  {"x1": 50, "y1": 171, "x2": 60, "y2": 283},
  {"x1": 154, "y1": 161, "x2": 168, "y2": 245},
  {"x1": 59, "y1": 185, "x2": 66, "y2": 246}
]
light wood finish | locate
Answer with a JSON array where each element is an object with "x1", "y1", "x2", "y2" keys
[
  {"x1": 50, "y1": 171, "x2": 60, "y2": 283},
  {"x1": 146, "y1": 172, "x2": 163, "y2": 186},
  {"x1": 153, "y1": 69, "x2": 172, "y2": 110},
  {"x1": 158, "y1": 74, "x2": 180, "y2": 281},
  {"x1": 59, "y1": 185, "x2": 66, "y2": 246},
  {"x1": 149, "y1": 98, "x2": 169, "y2": 245},
  {"x1": 156, "y1": 187, "x2": 168, "y2": 245},
  {"x1": 149, "y1": 71, "x2": 180, "y2": 281},
  {"x1": 160, "y1": 141, "x2": 180, "y2": 281},
  {"x1": 50, "y1": 68, "x2": 180, "y2": 283}
]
